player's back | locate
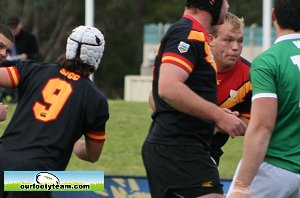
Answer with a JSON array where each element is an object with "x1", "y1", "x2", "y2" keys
[
  {"x1": 0, "y1": 60, "x2": 108, "y2": 170},
  {"x1": 251, "y1": 36, "x2": 300, "y2": 172}
]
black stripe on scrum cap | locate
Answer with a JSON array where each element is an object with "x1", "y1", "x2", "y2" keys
[{"x1": 69, "y1": 37, "x2": 103, "y2": 58}]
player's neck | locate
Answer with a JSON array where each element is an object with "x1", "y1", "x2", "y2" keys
[
  {"x1": 216, "y1": 59, "x2": 236, "y2": 73},
  {"x1": 217, "y1": 65, "x2": 235, "y2": 73},
  {"x1": 274, "y1": 22, "x2": 300, "y2": 38},
  {"x1": 184, "y1": 8, "x2": 212, "y2": 31}
]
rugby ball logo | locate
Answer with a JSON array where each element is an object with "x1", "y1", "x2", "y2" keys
[{"x1": 36, "y1": 172, "x2": 60, "y2": 185}]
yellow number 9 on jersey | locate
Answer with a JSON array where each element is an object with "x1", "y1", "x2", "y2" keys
[{"x1": 33, "y1": 78, "x2": 73, "y2": 122}]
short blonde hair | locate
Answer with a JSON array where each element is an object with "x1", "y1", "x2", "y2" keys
[{"x1": 210, "y1": 12, "x2": 244, "y2": 37}]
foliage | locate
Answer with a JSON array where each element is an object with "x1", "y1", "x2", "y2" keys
[
  {"x1": 95, "y1": 0, "x2": 146, "y2": 97},
  {"x1": 229, "y1": 0, "x2": 262, "y2": 26},
  {"x1": 0, "y1": 0, "x2": 83, "y2": 62},
  {"x1": 0, "y1": 0, "x2": 263, "y2": 98},
  {"x1": 144, "y1": 0, "x2": 183, "y2": 23},
  {"x1": 143, "y1": 0, "x2": 263, "y2": 25}
]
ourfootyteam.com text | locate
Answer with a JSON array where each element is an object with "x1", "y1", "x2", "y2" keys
[{"x1": 19, "y1": 183, "x2": 90, "y2": 191}]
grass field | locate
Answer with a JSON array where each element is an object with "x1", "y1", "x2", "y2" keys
[{"x1": 0, "y1": 100, "x2": 243, "y2": 179}]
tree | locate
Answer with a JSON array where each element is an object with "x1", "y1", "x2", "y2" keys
[
  {"x1": 0, "y1": 0, "x2": 146, "y2": 98},
  {"x1": 144, "y1": 0, "x2": 262, "y2": 25},
  {"x1": 94, "y1": 0, "x2": 147, "y2": 97},
  {"x1": 0, "y1": 0, "x2": 263, "y2": 98},
  {"x1": 229, "y1": 0, "x2": 262, "y2": 26}
]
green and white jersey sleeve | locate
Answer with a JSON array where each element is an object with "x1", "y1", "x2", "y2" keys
[{"x1": 250, "y1": 34, "x2": 300, "y2": 173}]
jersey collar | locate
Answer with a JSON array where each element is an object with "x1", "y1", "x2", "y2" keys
[
  {"x1": 183, "y1": 14, "x2": 209, "y2": 36},
  {"x1": 275, "y1": 33, "x2": 300, "y2": 44}
]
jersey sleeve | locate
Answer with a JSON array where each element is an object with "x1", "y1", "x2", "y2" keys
[
  {"x1": 85, "y1": 93, "x2": 109, "y2": 143},
  {"x1": 5, "y1": 60, "x2": 39, "y2": 88},
  {"x1": 161, "y1": 29, "x2": 206, "y2": 74},
  {"x1": 5, "y1": 66, "x2": 20, "y2": 87},
  {"x1": 238, "y1": 88, "x2": 252, "y2": 119},
  {"x1": 235, "y1": 79, "x2": 252, "y2": 118},
  {"x1": 250, "y1": 54, "x2": 278, "y2": 99},
  {"x1": 220, "y1": 83, "x2": 252, "y2": 119}
]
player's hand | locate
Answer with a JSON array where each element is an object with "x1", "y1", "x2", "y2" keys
[
  {"x1": 0, "y1": 103, "x2": 8, "y2": 121},
  {"x1": 222, "y1": 108, "x2": 239, "y2": 117},
  {"x1": 214, "y1": 108, "x2": 241, "y2": 135},
  {"x1": 215, "y1": 111, "x2": 246, "y2": 138}
]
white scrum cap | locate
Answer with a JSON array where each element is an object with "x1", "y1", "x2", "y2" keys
[{"x1": 66, "y1": 26, "x2": 105, "y2": 70}]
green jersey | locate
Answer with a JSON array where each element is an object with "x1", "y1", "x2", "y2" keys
[{"x1": 250, "y1": 34, "x2": 300, "y2": 173}]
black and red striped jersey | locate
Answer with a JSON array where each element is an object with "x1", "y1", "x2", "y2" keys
[
  {"x1": 0, "y1": 60, "x2": 109, "y2": 170},
  {"x1": 217, "y1": 57, "x2": 252, "y2": 118},
  {"x1": 210, "y1": 57, "x2": 252, "y2": 165},
  {"x1": 146, "y1": 15, "x2": 217, "y2": 148}
]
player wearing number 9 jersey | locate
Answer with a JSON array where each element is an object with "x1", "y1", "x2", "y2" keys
[{"x1": 0, "y1": 25, "x2": 109, "y2": 198}]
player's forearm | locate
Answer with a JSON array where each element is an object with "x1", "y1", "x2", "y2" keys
[
  {"x1": 149, "y1": 91, "x2": 156, "y2": 111},
  {"x1": 73, "y1": 138, "x2": 103, "y2": 163},
  {"x1": 236, "y1": 98, "x2": 277, "y2": 184},
  {"x1": 236, "y1": 125, "x2": 272, "y2": 185},
  {"x1": 73, "y1": 140, "x2": 93, "y2": 162},
  {"x1": 0, "y1": 104, "x2": 8, "y2": 121},
  {"x1": 228, "y1": 126, "x2": 272, "y2": 198}
]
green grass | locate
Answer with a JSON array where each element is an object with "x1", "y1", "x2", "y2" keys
[
  {"x1": 67, "y1": 100, "x2": 153, "y2": 176},
  {"x1": 219, "y1": 136, "x2": 244, "y2": 179},
  {"x1": 0, "y1": 101, "x2": 243, "y2": 179}
]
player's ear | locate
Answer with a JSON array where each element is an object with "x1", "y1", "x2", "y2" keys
[
  {"x1": 208, "y1": 34, "x2": 215, "y2": 47},
  {"x1": 271, "y1": 8, "x2": 276, "y2": 22}
]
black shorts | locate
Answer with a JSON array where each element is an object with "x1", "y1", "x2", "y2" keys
[
  {"x1": 142, "y1": 141, "x2": 223, "y2": 198},
  {"x1": 210, "y1": 133, "x2": 230, "y2": 165}
]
